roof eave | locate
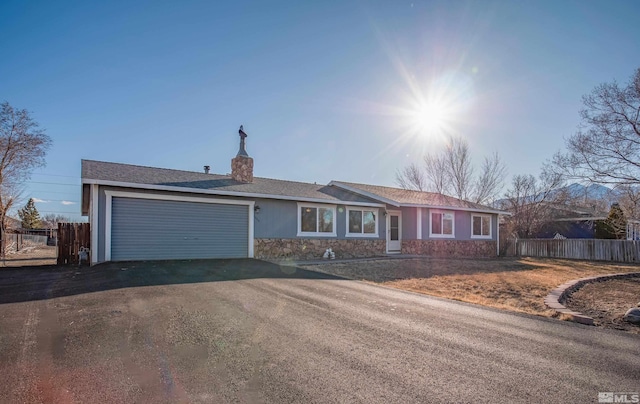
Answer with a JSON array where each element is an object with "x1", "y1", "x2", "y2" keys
[
  {"x1": 328, "y1": 181, "x2": 400, "y2": 207},
  {"x1": 81, "y1": 178, "x2": 386, "y2": 208},
  {"x1": 398, "y1": 203, "x2": 511, "y2": 215}
]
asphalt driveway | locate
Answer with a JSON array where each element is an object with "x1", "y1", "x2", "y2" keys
[{"x1": 0, "y1": 259, "x2": 638, "y2": 403}]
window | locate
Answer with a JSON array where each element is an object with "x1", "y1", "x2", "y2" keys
[
  {"x1": 346, "y1": 208, "x2": 378, "y2": 237},
  {"x1": 297, "y1": 204, "x2": 336, "y2": 236},
  {"x1": 430, "y1": 211, "x2": 454, "y2": 238},
  {"x1": 471, "y1": 214, "x2": 492, "y2": 238}
]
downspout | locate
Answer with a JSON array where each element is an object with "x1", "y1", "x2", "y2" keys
[{"x1": 496, "y1": 214, "x2": 500, "y2": 257}]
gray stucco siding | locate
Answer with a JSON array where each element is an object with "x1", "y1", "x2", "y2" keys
[
  {"x1": 254, "y1": 199, "x2": 385, "y2": 240},
  {"x1": 454, "y1": 212, "x2": 472, "y2": 241},
  {"x1": 420, "y1": 208, "x2": 497, "y2": 241},
  {"x1": 400, "y1": 207, "x2": 418, "y2": 240},
  {"x1": 253, "y1": 199, "x2": 297, "y2": 239}
]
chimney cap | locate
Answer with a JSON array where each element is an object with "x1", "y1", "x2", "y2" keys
[
  {"x1": 237, "y1": 125, "x2": 249, "y2": 157},
  {"x1": 203, "y1": 165, "x2": 210, "y2": 174}
]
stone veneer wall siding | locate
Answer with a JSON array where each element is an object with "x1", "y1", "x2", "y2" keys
[
  {"x1": 401, "y1": 240, "x2": 497, "y2": 257},
  {"x1": 255, "y1": 238, "x2": 386, "y2": 260}
]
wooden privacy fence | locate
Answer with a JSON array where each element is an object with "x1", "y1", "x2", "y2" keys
[
  {"x1": 58, "y1": 223, "x2": 91, "y2": 265},
  {"x1": 515, "y1": 239, "x2": 640, "y2": 263}
]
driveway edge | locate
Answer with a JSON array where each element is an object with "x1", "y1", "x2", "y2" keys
[{"x1": 544, "y1": 272, "x2": 640, "y2": 325}]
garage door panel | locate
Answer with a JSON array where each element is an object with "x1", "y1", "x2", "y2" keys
[{"x1": 111, "y1": 197, "x2": 249, "y2": 261}]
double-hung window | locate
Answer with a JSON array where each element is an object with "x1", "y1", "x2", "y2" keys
[
  {"x1": 430, "y1": 210, "x2": 455, "y2": 238},
  {"x1": 471, "y1": 214, "x2": 492, "y2": 238},
  {"x1": 297, "y1": 203, "x2": 336, "y2": 236},
  {"x1": 346, "y1": 208, "x2": 378, "y2": 237}
]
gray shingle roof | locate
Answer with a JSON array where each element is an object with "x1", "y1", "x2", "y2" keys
[
  {"x1": 82, "y1": 160, "x2": 508, "y2": 213},
  {"x1": 81, "y1": 160, "x2": 376, "y2": 203},
  {"x1": 331, "y1": 181, "x2": 501, "y2": 212}
]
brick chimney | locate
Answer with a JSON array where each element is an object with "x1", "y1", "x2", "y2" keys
[{"x1": 231, "y1": 125, "x2": 254, "y2": 183}]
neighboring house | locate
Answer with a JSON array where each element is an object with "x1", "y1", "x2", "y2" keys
[
  {"x1": 532, "y1": 203, "x2": 605, "y2": 239},
  {"x1": 532, "y1": 203, "x2": 640, "y2": 240},
  {"x1": 627, "y1": 220, "x2": 640, "y2": 240},
  {"x1": 536, "y1": 220, "x2": 600, "y2": 239},
  {"x1": 81, "y1": 130, "x2": 508, "y2": 264}
]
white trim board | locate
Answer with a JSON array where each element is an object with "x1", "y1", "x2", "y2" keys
[
  {"x1": 103, "y1": 190, "x2": 255, "y2": 261},
  {"x1": 90, "y1": 184, "x2": 99, "y2": 264},
  {"x1": 83, "y1": 178, "x2": 385, "y2": 208}
]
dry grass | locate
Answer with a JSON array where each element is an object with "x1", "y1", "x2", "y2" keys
[
  {"x1": 303, "y1": 257, "x2": 640, "y2": 317},
  {"x1": 0, "y1": 245, "x2": 57, "y2": 267}
]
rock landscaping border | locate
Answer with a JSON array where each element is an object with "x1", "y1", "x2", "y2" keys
[{"x1": 544, "y1": 272, "x2": 640, "y2": 325}]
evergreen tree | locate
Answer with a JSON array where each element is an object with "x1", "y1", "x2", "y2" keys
[
  {"x1": 595, "y1": 203, "x2": 627, "y2": 239},
  {"x1": 18, "y1": 198, "x2": 42, "y2": 229}
]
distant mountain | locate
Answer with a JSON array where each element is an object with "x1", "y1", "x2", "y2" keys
[
  {"x1": 562, "y1": 183, "x2": 615, "y2": 201},
  {"x1": 494, "y1": 183, "x2": 620, "y2": 208}
]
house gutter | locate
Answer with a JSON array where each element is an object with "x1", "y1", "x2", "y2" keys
[
  {"x1": 328, "y1": 181, "x2": 510, "y2": 216},
  {"x1": 328, "y1": 181, "x2": 401, "y2": 207},
  {"x1": 80, "y1": 179, "x2": 386, "y2": 209}
]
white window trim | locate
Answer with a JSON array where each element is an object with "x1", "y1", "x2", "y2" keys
[
  {"x1": 429, "y1": 209, "x2": 455, "y2": 239},
  {"x1": 296, "y1": 202, "x2": 337, "y2": 237},
  {"x1": 471, "y1": 213, "x2": 492, "y2": 239},
  {"x1": 104, "y1": 190, "x2": 255, "y2": 261},
  {"x1": 345, "y1": 207, "x2": 379, "y2": 238}
]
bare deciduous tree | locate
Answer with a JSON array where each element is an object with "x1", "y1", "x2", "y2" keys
[
  {"x1": 423, "y1": 152, "x2": 449, "y2": 195},
  {"x1": 396, "y1": 136, "x2": 506, "y2": 205},
  {"x1": 552, "y1": 67, "x2": 640, "y2": 186},
  {"x1": 474, "y1": 152, "x2": 507, "y2": 206},
  {"x1": 0, "y1": 102, "x2": 52, "y2": 255},
  {"x1": 395, "y1": 163, "x2": 426, "y2": 192},
  {"x1": 500, "y1": 171, "x2": 565, "y2": 238},
  {"x1": 445, "y1": 136, "x2": 474, "y2": 201},
  {"x1": 616, "y1": 185, "x2": 640, "y2": 220},
  {"x1": 41, "y1": 213, "x2": 71, "y2": 229}
]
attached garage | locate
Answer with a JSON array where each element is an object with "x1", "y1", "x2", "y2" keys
[{"x1": 105, "y1": 192, "x2": 253, "y2": 261}]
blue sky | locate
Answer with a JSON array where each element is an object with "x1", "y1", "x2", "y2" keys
[{"x1": 1, "y1": 0, "x2": 638, "y2": 221}]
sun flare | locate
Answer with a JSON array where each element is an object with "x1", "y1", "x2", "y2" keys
[{"x1": 412, "y1": 102, "x2": 449, "y2": 133}]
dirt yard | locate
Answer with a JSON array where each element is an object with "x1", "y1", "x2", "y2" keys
[
  {"x1": 302, "y1": 257, "x2": 640, "y2": 331},
  {"x1": 1, "y1": 245, "x2": 57, "y2": 267},
  {"x1": 565, "y1": 277, "x2": 640, "y2": 334}
]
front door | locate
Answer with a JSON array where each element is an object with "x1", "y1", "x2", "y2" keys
[{"x1": 387, "y1": 211, "x2": 402, "y2": 253}]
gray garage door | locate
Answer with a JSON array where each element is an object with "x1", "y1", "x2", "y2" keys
[{"x1": 111, "y1": 197, "x2": 249, "y2": 261}]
